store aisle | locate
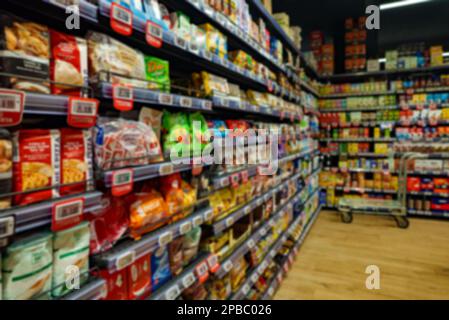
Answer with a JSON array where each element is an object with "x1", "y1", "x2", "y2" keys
[{"x1": 274, "y1": 211, "x2": 449, "y2": 300}]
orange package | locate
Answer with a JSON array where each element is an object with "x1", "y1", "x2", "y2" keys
[
  {"x1": 13, "y1": 129, "x2": 60, "y2": 206},
  {"x1": 160, "y1": 173, "x2": 184, "y2": 217},
  {"x1": 129, "y1": 190, "x2": 169, "y2": 240},
  {"x1": 60, "y1": 128, "x2": 94, "y2": 196}
]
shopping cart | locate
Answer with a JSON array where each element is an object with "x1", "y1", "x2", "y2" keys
[{"x1": 337, "y1": 152, "x2": 425, "y2": 229}]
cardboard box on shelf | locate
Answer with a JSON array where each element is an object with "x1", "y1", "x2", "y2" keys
[{"x1": 430, "y1": 46, "x2": 444, "y2": 66}]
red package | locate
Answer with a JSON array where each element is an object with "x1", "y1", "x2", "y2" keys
[
  {"x1": 407, "y1": 177, "x2": 421, "y2": 192},
  {"x1": 98, "y1": 269, "x2": 129, "y2": 300},
  {"x1": 60, "y1": 128, "x2": 93, "y2": 196},
  {"x1": 13, "y1": 129, "x2": 60, "y2": 206},
  {"x1": 50, "y1": 30, "x2": 88, "y2": 96},
  {"x1": 127, "y1": 254, "x2": 152, "y2": 300},
  {"x1": 86, "y1": 194, "x2": 129, "y2": 254}
]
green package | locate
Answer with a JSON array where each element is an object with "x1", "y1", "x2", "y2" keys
[
  {"x1": 188, "y1": 112, "x2": 210, "y2": 152},
  {"x1": 145, "y1": 56, "x2": 170, "y2": 92},
  {"x1": 162, "y1": 111, "x2": 191, "y2": 157}
]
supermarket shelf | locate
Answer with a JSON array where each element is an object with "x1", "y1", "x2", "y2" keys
[
  {"x1": 231, "y1": 199, "x2": 320, "y2": 300},
  {"x1": 320, "y1": 138, "x2": 395, "y2": 143},
  {"x1": 97, "y1": 82, "x2": 213, "y2": 112},
  {"x1": 334, "y1": 186, "x2": 397, "y2": 195},
  {"x1": 408, "y1": 191, "x2": 449, "y2": 198},
  {"x1": 396, "y1": 87, "x2": 449, "y2": 94},
  {"x1": 214, "y1": 187, "x2": 320, "y2": 280},
  {"x1": 162, "y1": 0, "x2": 294, "y2": 83},
  {"x1": 323, "y1": 64, "x2": 449, "y2": 81},
  {"x1": 319, "y1": 105, "x2": 398, "y2": 113},
  {"x1": 209, "y1": 171, "x2": 302, "y2": 236},
  {"x1": 92, "y1": 206, "x2": 213, "y2": 273},
  {"x1": 320, "y1": 121, "x2": 397, "y2": 128},
  {"x1": 323, "y1": 152, "x2": 392, "y2": 158},
  {"x1": 260, "y1": 205, "x2": 321, "y2": 300},
  {"x1": 324, "y1": 167, "x2": 395, "y2": 174},
  {"x1": 148, "y1": 252, "x2": 211, "y2": 300},
  {"x1": 102, "y1": 159, "x2": 193, "y2": 187},
  {"x1": 278, "y1": 148, "x2": 320, "y2": 164},
  {"x1": 44, "y1": 0, "x2": 98, "y2": 22},
  {"x1": 408, "y1": 209, "x2": 449, "y2": 218},
  {"x1": 321, "y1": 91, "x2": 394, "y2": 99},
  {"x1": 61, "y1": 278, "x2": 106, "y2": 301},
  {"x1": 211, "y1": 166, "x2": 259, "y2": 190},
  {"x1": 0, "y1": 191, "x2": 103, "y2": 237},
  {"x1": 248, "y1": 0, "x2": 300, "y2": 55},
  {"x1": 212, "y1": 96, "x2": 301, "y2": 121},
  {"x1": 400, "y1": 102, "x2": 449, "y2": 110},
  {"x1": 299, "y1": 79, "x2": 320, "y2": 97},
  {"x1": 20, "y1": 92, "x2": 70, "y2": 116}
]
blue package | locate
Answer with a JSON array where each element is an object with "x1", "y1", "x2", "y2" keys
[
  {"x1": 151, "y1": 247, "x2": 172, "y2": 291},
  {"x1": 143, "y1": 0, "x2": 169, "y2": 30}
]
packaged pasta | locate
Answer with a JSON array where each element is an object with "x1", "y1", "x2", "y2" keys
[
  {"x1": 0, "y1": 129, "x2": 12, "y2": 210},
  {"x1": 13, "y1": 129, "x2": 60, "y2": 206},
  {"x1": 2, "y1": 232, "x2": 53, "y2": 300},
  {"x1": 139, "y1": 107, "x2": 163, "y2": 141},
  {"x1": 49, "y1": 30, "x2": 88, "y2": 96},
  {"x1": 52, "y1": 221, "x2": 90, "y2": 298},
  {"x1": 87, "y1": 31, "x2": 145, "y2": 84},
  {"x1": 0, "y1": 12, "x2": 50, "y2": 93},
  {"x1": 60, "y1": 129, "x2": 93, "y2": 196}
]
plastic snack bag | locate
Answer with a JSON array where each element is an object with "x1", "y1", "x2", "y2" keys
[
  {"x1": 129, "y1": 190, "x2": 169, "y2": 240},
  {"x1": 0, "y1": 129, "x2": 12, "y2": 210},
  {"x1": 60, "y1": 128, "x2": 94, "y2": 196},
  {"x1": 168, "y1": 237, "x2": 184, "y2": 276},
  {"x1": 139, "y1": 107, "x2": 163, "y2": 141},
  {"x1": 162, "y1": 112, "x2": 191, "y2": 157},
  {"x1": 52, "y1": 221, "x2": 90, "y2": 298},
  {"x1": 159, "y1": 173, "x2": 184, "y2": 217},
  {"x1": 144, "y1": 55, "x2": 170, "y2": 92},
  {"x1": 127, "y1": 253, "x2": 151, "y2": 300},
  {"x1": 151, "y1": 246, "x2": 172, "y2": 291},
  {"x1": 13, "y1": 129, "x2": 60, "y2": 206},
  {"x1": 2, "y1": 232, "x2": 53, "y2": 300},
  {"x1": 189, "y1": 112, "x2": 211, "y2": 152},
  {"x1": 182, "y1": 227, "x2": 201, "y2": 266}
]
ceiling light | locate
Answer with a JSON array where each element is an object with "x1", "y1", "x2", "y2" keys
[{"x1": 380, "y1": 0, "x2": 432, "y2": 10}]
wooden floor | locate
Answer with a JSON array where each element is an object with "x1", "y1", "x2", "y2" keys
[{"x1": 274, "y1": 210, "x2": 449, "y2": 300}]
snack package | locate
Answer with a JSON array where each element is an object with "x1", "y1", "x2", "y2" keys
[
  {"x1": 208, "y1": 275, "x2": 232, "y2": 300},
  {"x1": 0, "y1": 129, "x2": 12, "y2": 210},
  {"x1": 159, "y1": 173, "x2": 184, "y2": 216},
  {"x1": 230, "y1": 256, "x2": 247, "y2": 292},
  {"x1": 98, "y1": 268, "x2": 128, "y2": 300},
  {"x1": 170, "y1": 12, "x2": 191, "y2": 42},
  {"x1": 182, "y1": 227, "x2": 201, "y2": 266},
  {"x1": 87, "y1": 31, "x2": 145, "y2": 84},
  {"x1": 189, "y1": 112, "x2": 210, "y2": 152},
  {"x1": 151, "y1": 247, "x2": 172, "y2": 291},
  {"x1": 52, "y1": 221, "x2": 90, "y2": 298},
  {"x1": 139, "y1": 107, "x2": 163, "y2": 141},
  {"x1": 200, "y1": 72, "x2": 229, "y2": 97},
  {"x1": 13, "y1": 129, "x2": 60, "y2": 206},
  {"x1": 2, "y1": 232, "x2": 53, "y2": 300},
  {"x1": 181, "y1": 180, "x2": 197, "y2": 211},
  {"x1": 129, "y1": 190, "x2": 169, "y2": 240},
  {"x1": 49, "y1": 30, "x2": 88, "y2": 96},
  {"x1": 127, "y1": 253, "x2": 151, "y2": 300},
  {"x1": 207, "y1": 120, "x2": 228, "y2": 138},
  {"x1": 162, "y1": 112, "x2": 191, "y2": 157},
  {"x1": 168, "y1": 237, "x2": 184, "y2": 276},
  {"x1": 0, "y1": 13, "x2": 50, "y2": 93},
  {"x1": 182, "y1": 281, "x2": 208, "y2": 300},
  {"x1": 143, "y1": 0, "x2": 168, "y2": 30},
  {"x1": 86, "y1": 194, "x2": 129, "y2": 254},
  {"x1": 94, "y1": 118, "x2": 163, "y2": 170},
  {"x1": 60, "y1": 129, "x2": 93, "y2": 196},
  {"x1": 144, "y1": 56, "x2": 170, "y2": 92}
]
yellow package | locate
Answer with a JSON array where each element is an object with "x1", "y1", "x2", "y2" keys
[
  {"x1": 209, "y1": 192, "x2": 225, "y2": 219},
  {"x1": 247, "y1": 90, "x2": 268, "y2": 106},
  {"x1": 217, "y1": 188, "x2": 236, "y2": 213},
  {"x1": 201, "y1": 71, "x2": 229, "y2": 96}
]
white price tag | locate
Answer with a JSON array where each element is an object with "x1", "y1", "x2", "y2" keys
[
  {"x1": 188, "y1": 0, "x2": 200, "y2": 8},
  {"x1": 203, "y1": 50, "x2": 212, "y2": 61},
  {"x1": 204, "y1": 209, "x2": 213, "y2": 221},
  {"x1": 193, "y1": 216, "x2": 203, "y2": 227},
  {"x1": 158, "y1": 93, "x2": 173, "y2": 105},
  {"x1": 113, "y1": 85, "x2": 133, "y2": 100},
  {"x1": 225, "y1": 217, "x2": 234, "y2": 228},
  {"x1": 159, "y1": 163, "x2": 174, "y2": 176},
  {"x1": 147, "y1": 22, "x2": 162, "y2": 38},
  {"x1": 179, "y1": 221, "x2": 192, "y2": 235},
  {"x1": 116, "y1": 251, "x2": 135, "y2": 271},
  {"x1": 182, "y1": 272, "x2": 196, "y2": 289},
  {"x1": 216, "y1": 13, "x2": 226, "y2": 26},
  {"x1": 111, "y1": 3, "x2": 132, "y2": 25},
  {"x1": 0, "y1": 216, "x2": 14, "y2": 239},
  {"x1": 270, "y1": 250, "x2": 276, "y2": 258},
  {"x1": 180, "y1": 97, "x2": 192, "y2": 108},
  {"x1": 220, "y1": 178, "x2": 229, "y2": 188},
  {"x1": 49, "y1": 0, "x2": 78, "y2": 8},
  {"x1": 223, "y1": 261, "x2": 233, "y2": 273},
  {"x1": 70, "y1": 99, "x2": 97, "y2": 116},
  {"x1": 221, "y1": 98, "x2": 229, "y2": 107},
  {"x1": 257, "y1": 264, "x2": 265, "y2": 274},
  {"x1": 244, "y1": 206, "x2": 252, "y2": 215},
  {"x1": 259, "y1": 228, "x2": 267, "y2": 236},
  {"x1": 158, "y1": 231, "x2": 173, "y2": 247},
  {"x1": 256, "y1": 198, "x2": 264, "y2": 207},
  {"x1": 188, "y1": 42, "x2": 199, "y2": 54},
  {"x1": 269, "y1": 219, "x2": 276, "y2": 227},
  {"x1": 251, "y1": 273, "x2": 259, "y2": 283},
  {"x1": 174, "y1": 36, "x2": 187, "y2": 50},
  {"x1": 268, "y1": 287, "x2": 274, "y2": 297},
  {"x1": 202, "y1": 100, "x2": 212, "y2": 110},
  {"x1": 203, "y1": 5, "x2": 215, "y2": 17},
  {"x1": 242, "y1": 284, "x2": 250, "y2": 295},
  {"x1": 165, "y1": 285, "x2": 181, "y2": 300}
]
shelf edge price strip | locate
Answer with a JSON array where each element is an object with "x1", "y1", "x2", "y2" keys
[
  {"x1": 0, "y1": 89, "x2": 25, "y2": 127},
  {"x1": 111, "y1": 168, "x2": 134, "y2": 196},
  {"x1": 112, "y1": 85, "x2": 134, "y2": 111},
  {"x1": 51, "y1": 197, "x2": 85, "y2": 232},
  {"x1": 110, "y1": 2, "x2": 133, "y2": 36},
  {"x1": 67, "y1": 97, "x2": 99, "y2": 128}
]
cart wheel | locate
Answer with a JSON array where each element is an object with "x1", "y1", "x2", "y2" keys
[
  {"x1": 395, "y1": 217, "x2": 409, "y2": 229},
  {"x1": 341, "y1": 212, "x2": 353, "y2": 224}
]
